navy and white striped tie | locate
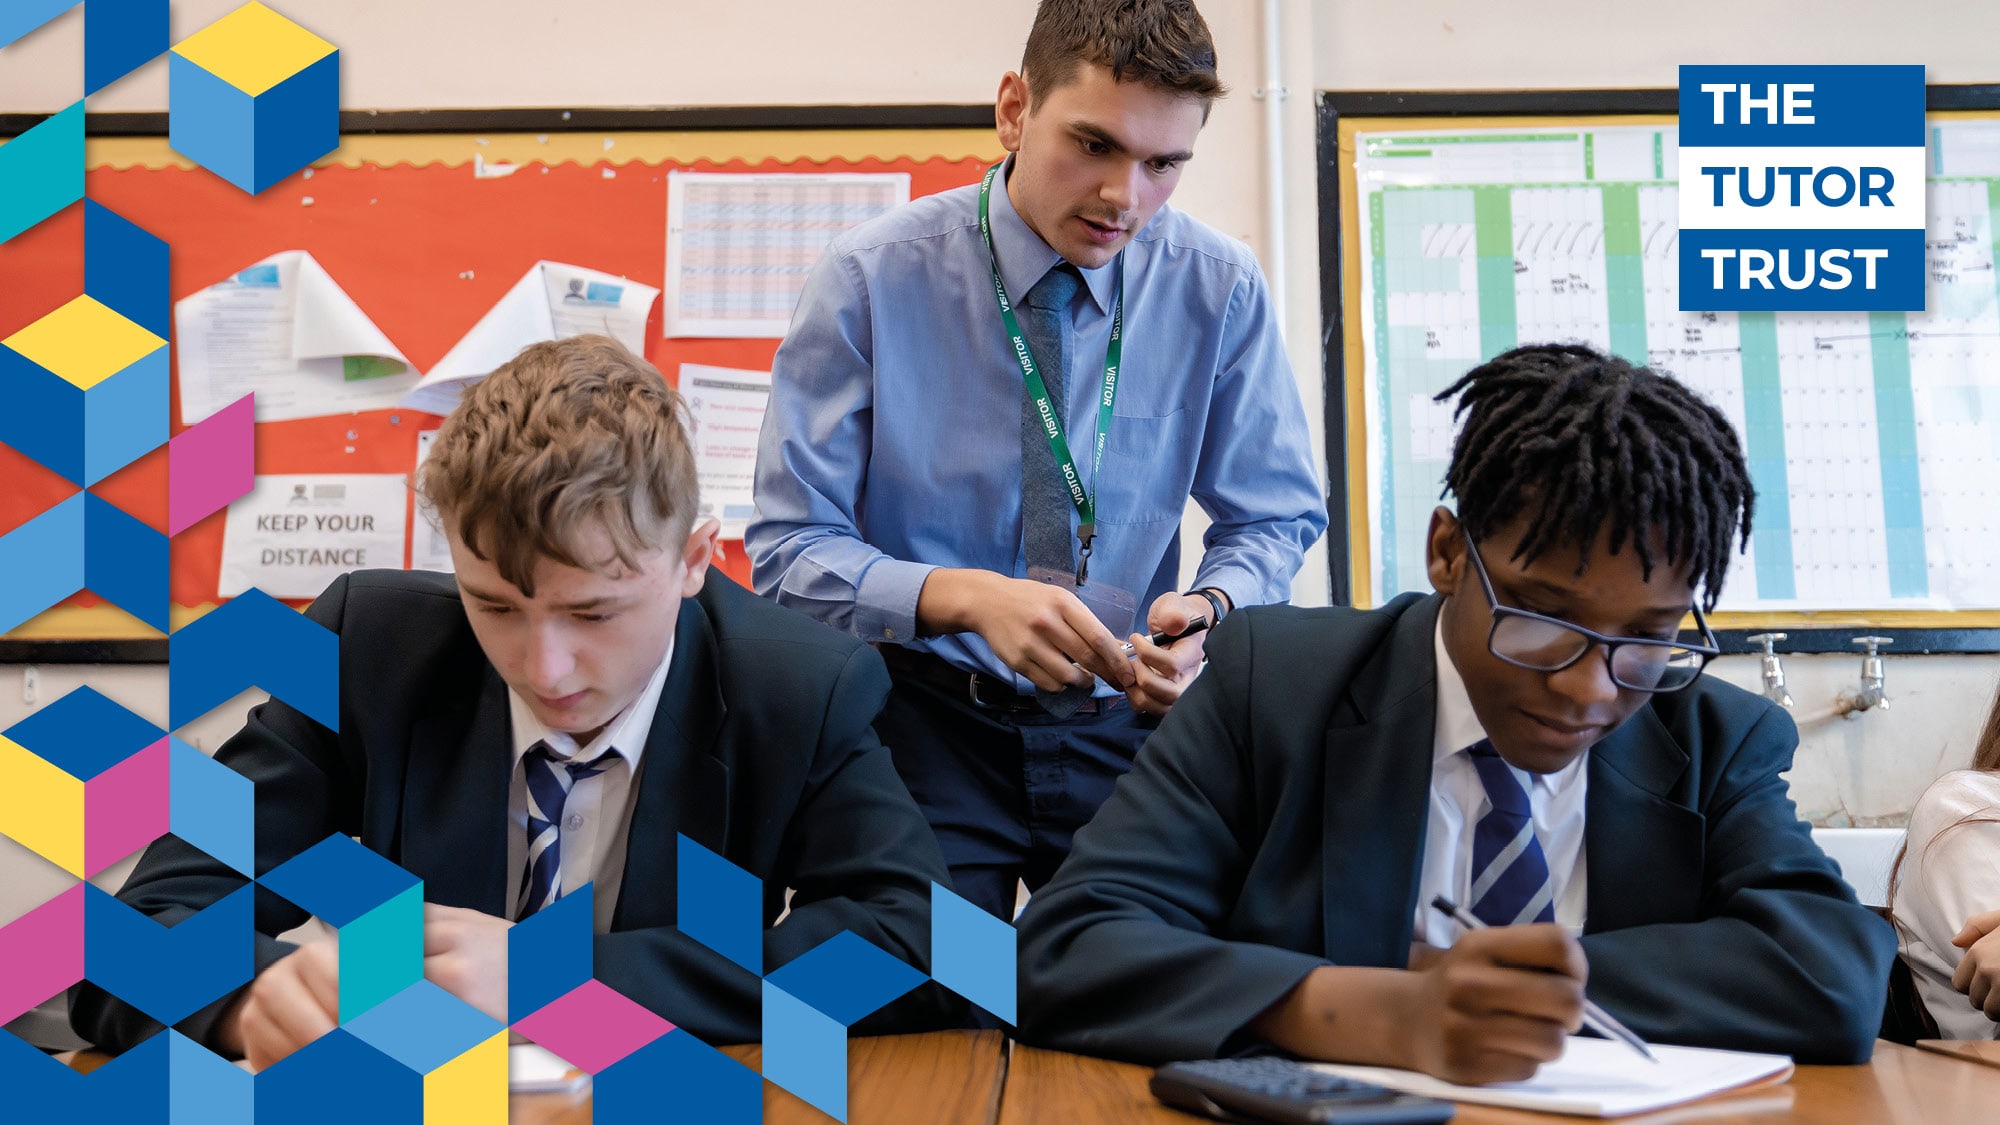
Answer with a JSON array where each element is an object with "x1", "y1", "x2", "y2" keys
[
  {"x1": 517, "y1": 740, "x2": 613, "y2": 920},
  {"x1": 1466, "y1": 740, "x2": 1557, "y2": 927}
]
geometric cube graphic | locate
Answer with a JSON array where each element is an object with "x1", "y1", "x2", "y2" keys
[
  {"x1": 0, "y1": 492, "x2": 84, "y2": 637},
  {"x1": 343, "y1": 980, "x2": 505, "y2": 1125},
  {"x1": 169, "y1": 1031, "x2": 253, "y2": 1125},
  {"x1": 169, "y1": 2, "x2": 338, "y2": 195},
  {"x1": 0, "y1": 884, "x2": 85, "y2": 1027},
  {"x1": 763, "y1": 931, "x2": 928, "y2": 1123},
  {"x1": 84, "y1": 883, "x2": 256, "y2": 1029},
  {"x1": 85, "y1": 199, "x2": 171, "y2": 339},
  {"x1": 0, "y1": 685, "x2": 167, "y2": 878},
  {"x1": 169, "y1": 736, "x2": 255, "y2": 877},
  {"x1": 508, "y1": 978, "x2": 674, "y2": 1076},
  {"x1": 168, "y1": 586, "x2": 339, "y2": 731},
  {"x1": 85, "y1": 0, "x2": 170, "y2": 98},
  {"x1": 0, "y1": 2, "x2": 79, "y2": 52},
  {"x1": 168, "y1": 392, "x2": 255, "y2": 535},
  {"x1": 336, "y1": 882, "x2": 422, "y2": 1023},
  {"x1": 762, "y1": 981, "x2": 848, "y2": 1122},
  {"x1": 678, "y1": 831, "x2": 764, "y2": 977},
  {"x1": 507, "y1": 881, "x2": 592, "y2": 1023},
  {"x1": 0, "y1": 293, "x2": 168, "y2": 486},
  {"x1": 0, "y1": 100, "x2": 83, "y2": 244},
  {"x1": 85, "y1": 492, "x2": 171, "y2": 633},
  {"x1": 0, "y1": 1023, "x2": 168, "y2": 1123},
  {"x1": 255, "y1": 1030, "x2": 418, "y2": 1125},
  {"x1": 931, "y1": 881, "x2": 1017, "y2": 1025},
  {"x1": 258, "y1": 834, "x2": 420, "y2": 932},
  {"x1": 596, "y1": 1029, "x2": 759, "y2": 1125},
  {"x1": 764, "y1": 930, "x2": 926, "y2": 1029}
]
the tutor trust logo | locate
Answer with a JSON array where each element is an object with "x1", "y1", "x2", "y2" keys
[{"x1": 1678, "y1": 65, "x2": 1926, "y2": 312}]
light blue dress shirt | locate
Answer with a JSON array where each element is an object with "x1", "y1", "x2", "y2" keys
[{"x1": 749, "y1": 160, "x2": 1327, "y2": 691}]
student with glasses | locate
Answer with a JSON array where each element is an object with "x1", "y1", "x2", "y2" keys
[{"x1": 1016, "y1": 343, "x2": 1893, "y2": 1081}]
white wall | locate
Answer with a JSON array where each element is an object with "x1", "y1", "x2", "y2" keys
[{"x1": 4, "y1": 0, "x2": 1998, "y2": 824}]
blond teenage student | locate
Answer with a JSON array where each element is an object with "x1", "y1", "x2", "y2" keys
[{"x1": 72, "y1": 336, "x2": 951, "y2": 1066}]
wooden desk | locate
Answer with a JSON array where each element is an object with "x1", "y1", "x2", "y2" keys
[
  {"x1": 1916, "y1": 1038, "x2": 2000, "y2": 1070},
  {"x1": 510, "y1": 1030, "x2": 1005, "y2": 1125},
  {"x1": 997, "y1": 1040, "x2": 2000, "y2": 1124}
]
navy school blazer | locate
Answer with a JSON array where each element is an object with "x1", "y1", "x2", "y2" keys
[{"x1": 73, "y1": 569, "x2": 955, "y2": 1052}]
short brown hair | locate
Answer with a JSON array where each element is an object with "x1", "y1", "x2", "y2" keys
[
  {"x1": 1021, "y1": 0, "x2": 1226, "y2": 106},
  {"x1": 418, "y1": 335, "x2": 698, "y2": 596}
]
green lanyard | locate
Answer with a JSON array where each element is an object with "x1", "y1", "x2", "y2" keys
[{"x1": 977, "y1": 162, "x2": 1123, "y2": 585}]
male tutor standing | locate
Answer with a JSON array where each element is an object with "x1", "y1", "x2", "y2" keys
[{"x1": 750, "y1": 0, "x2": 1326, "y2": 919}]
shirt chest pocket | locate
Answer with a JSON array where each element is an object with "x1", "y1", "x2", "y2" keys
[{"x1": 1093, "y1": 407, "x2": 1197, "y2": 526}]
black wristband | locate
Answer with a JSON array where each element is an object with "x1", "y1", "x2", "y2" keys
[{"x1": 1189, "y1": 587, "x2": 1227, "y2": 625}]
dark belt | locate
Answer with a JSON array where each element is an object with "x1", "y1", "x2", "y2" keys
[{"x1": 875, "y1": 644, "x2": 1122, "y2": 716}]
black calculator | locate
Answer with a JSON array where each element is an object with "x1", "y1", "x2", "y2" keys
[{"x1": 1149, "y1": 1057, "x2": 1455, "y2": 1124}]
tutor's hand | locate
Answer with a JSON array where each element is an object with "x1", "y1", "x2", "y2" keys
[
  {"x1": 916, "y1": 569, "x2": 1133, "y2": 692},
  {"x1": 1401, "y1": 924, "x2": 1587, "y2": 1085},
  {"x1": 1123, "y1": 592, "x2": 1213, "y2": 714}
]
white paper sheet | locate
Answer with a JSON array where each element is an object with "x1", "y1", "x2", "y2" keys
[
  {"x1": 509, "y1": 1044, "x2": 590, "y2": 1095},
  {"x1": 409, "y1": 430, "x2": 455, "y2": 573},
  {"x1": 663, "y1": 171, "x2": 909, "y2": 338},
  {"x1": 219, "y1": 475, "x2": 411, "y2": 599},
  {"x1": 402, "y1": 261, "x2": 659, "y2": 416},
  {"x1": 1309, "y1": 1037, "x2": 1793, "y2": 1118},
  {"x1": 176, "y1": 251, "x2": 417, "y2": 424},
  {"x1": 681, "y1": 363, "x2": 773, "y2": 539}
]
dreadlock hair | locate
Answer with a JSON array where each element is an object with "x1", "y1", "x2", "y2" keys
[{"x1": 1434, "y1": 343, "x2": 1754, "y2": 613}]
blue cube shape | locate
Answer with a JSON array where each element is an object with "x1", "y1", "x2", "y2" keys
[{"x1": 168, "y1": 3, "x2": 339, "y2": 195}]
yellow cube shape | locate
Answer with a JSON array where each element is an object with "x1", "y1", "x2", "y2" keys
[
  {"x1": 0, "y1": 735, "x2": 86, "y2": 877},
  {"x1": 424, "y1": 1032, "x2": 509, "y2": 1125},
  {"x1": 172, "y1": 1, "x2": 336, "y2": 97},
  {"x1": 4, "y1": 295, "x2": 165, "y2": 391}
]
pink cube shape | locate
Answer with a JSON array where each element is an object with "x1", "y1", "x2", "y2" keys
[
  {"x1": 510, "y1": 979, "x2": 675, "y2": 1075},
  {"x1": 168, "y1": 392, "x2": 255, "y2": 535},
  {"x1": 84, "y1": 737, "x2": 171, "y2": 876},
  {"x1": 0, "y1": 885, "x2": 86, "y2": 1025}
]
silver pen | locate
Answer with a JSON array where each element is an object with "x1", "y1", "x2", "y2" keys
[
  {"x1": 1119, "y1": 615, "x2": 1209, "y2": 658},
  {"x1": 1430, "y1": 895, "x2": 1659, "y2": 1063}
]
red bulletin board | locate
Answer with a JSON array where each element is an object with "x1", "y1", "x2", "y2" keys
[{"x1": 0, "y1": 131, "x2": 997, "y2": 638}]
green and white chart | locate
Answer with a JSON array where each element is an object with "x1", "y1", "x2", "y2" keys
[{"x1": 1355, "y1": 120, "x2": 2000, "y2": 612}]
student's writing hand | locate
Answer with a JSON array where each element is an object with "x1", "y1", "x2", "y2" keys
[
  {"x1": 1124, "y1": 592, "x2": 1212, "y2": 715},
  {"x1": 1407, "y1": 941, "x2": 1446, "y2": 972},
  {"x1": 218, "y1": 939, "x2": 341, "y2": 1071},
  {"x1": 1951, "y1": 907, "x2": 2000, "y2": 1021},
  {"x1": 1404, "y1": 924, "x2": 1587, "y2": 1085},
  {"x1": 424, "y1": 903, "x2": 513, "y2": 1022},
  {"x1": 916, "y1": 569, "x2": 1134, "y2": 692}
]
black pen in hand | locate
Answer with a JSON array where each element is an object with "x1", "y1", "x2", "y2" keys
[
  {"x1": 1120, "y1": 615, "x2": 1209, "y2": 658},
  {"x1": 1430, "y1": 895, "x2": 1658, "y2": 1063}
]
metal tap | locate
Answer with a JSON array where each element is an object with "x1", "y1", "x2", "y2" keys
[
  {"x1": 1745, "y1": 633, "x2": 1792, "y2": 708},
  {"x1": 1836, "y1": 636, "x2": 1893, "y2": 718}
]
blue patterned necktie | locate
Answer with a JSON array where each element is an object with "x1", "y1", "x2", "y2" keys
[
  {"x1": 517, "y1": 740, "x2": 613, "y2": 920},
  {"x1": 1465, "y1": 740, "x2": 1557, "y2": 927},
  {"x1": 1019, "y1": 263, "x2": 1091, "y2": 719}
]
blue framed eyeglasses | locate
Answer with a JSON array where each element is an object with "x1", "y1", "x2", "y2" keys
[{"x1": 1459, "y1": 528, "x2": 1719, "y2": 693}]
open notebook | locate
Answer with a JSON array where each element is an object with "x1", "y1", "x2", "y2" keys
[{"x1": 1308, "y1": 1037, "x2": 1793, "y2": 1117}]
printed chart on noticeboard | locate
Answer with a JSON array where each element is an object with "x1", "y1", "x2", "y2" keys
[{"x1": 1352, "y1": 118, "x2": 2000, "y2": 615}]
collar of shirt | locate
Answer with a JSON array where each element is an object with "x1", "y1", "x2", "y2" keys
[
  {"x1": 991, "y1": 155, "x2": 1118, "y2": 316},
  {"x1": 1431, "y1": 614, "x2": 1587, "y2": 799},
  {"x1": 507, "y1": 632, "x2": 677, "y2": 771}
]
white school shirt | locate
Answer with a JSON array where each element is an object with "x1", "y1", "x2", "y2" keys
[
  {"x1": 1892, "y1": 770, "x2": 2000, "y2": 1040},
  {"x1": 1413, "y1": 620, "x2": 1590, "y2": 948},
  {"x1": 504, "y1": 638, "x2": 674, "y2": 933}
]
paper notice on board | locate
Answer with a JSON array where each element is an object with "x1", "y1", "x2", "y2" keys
[
  {"x1": 219, "y1": 475, "x2": 410, "y2": 599},
  {"x1": 664, "y1": 172, "x2": 909, "y2": 338},
  {"x1": 410, "y1": 430, "x2": 455, "y2": 573},
  {"x1": 682, "y1": 364, "x2": 773, "y2": 539},
  {"x1": 402, "y1": 261, "x2": 659, "y2": 416},
  {"x1": 176, "y1": 251, "x2": 417, "y2": 425}
]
